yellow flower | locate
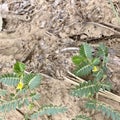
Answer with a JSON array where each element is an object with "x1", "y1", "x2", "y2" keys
[
  {"x1": 92, "y1": 66, "x2": 99, "y2": 72},
  {"x1": 16, "y1": 81, "x2": 24, "y2": 90}
]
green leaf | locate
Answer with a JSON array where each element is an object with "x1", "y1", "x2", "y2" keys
[
  {"x1": 92, "y1": 58, "x2": 100, "y2": 66},
  {"x1": 71, "y1": 81, "x2": 99, "y2": 97},
  {"x1": 73, "y1": 114, "x2": 91, "y2": 120},
  {"x1": 23, "y1": 98, "x2": 29, "y2": 106},
  {"x1": 75, "y1": 64, "x2": 92, "y2": 77},
  {"x1": 14, "y1": 61, "x2": 26, "y2": 74},
  {"x1": 30, "y1": 93, "x2": 40, "y2": 101},
  {"x1": 98, "y1": 43, "x2": 108, "y2": 57},
  {"x1": 103, "y1": 56, "x2": 109, "y2": 64},
  {"x1": 24, "y1": 114, "x2": 29, "y2": 120},
  {"x1": 30, "y1": 105, "x2": 67, "y2": 119},
  {"x1": 16, "y1": 88, "x2": 28, "y2": 96},
  {"x1": 28, "y1": 74, "x2": 42, "y2": 89},
  {"x1": 0, "y1": 99, "x2": 21, "y2": 112},
  {"x1": 0, "y1": 89, "x2": 7, "y2": 96},
  {"x1": 28, "y1": 103, "x2": 35, "y2": 110},
  {"x1": 71, "y1": 81, "x2": 111, "y2": 97},
  {"x1": 19, "y1": 93, "x2": 40, "y2": 107},
  {"x1": 80, "y1": 43, "x2": 93, "y2": 60},
  {"x1": 0, "y1": 94, "x2": 40, "y2": 112},
  {"x1": 100, "y1": 82, "x2": 111, "y2": 91},
  {"x1": 94, "y1": 69, "x2": 104, "y2": 81},
  {"x1": 72, "y1": 55, "x2": 86, "y2": 65},
  {"x1": 85, "y1": 100, "x2": 120, "y2": 120},
  {"x1": 85, "y1": 100, "x2": 97, "y2": 110},
  {"x1": 23, "y1": 73, "x2": 36, "y2": 85},
  {"x1": 0, "y1": 73, "x2": 19, "y2": 86}
]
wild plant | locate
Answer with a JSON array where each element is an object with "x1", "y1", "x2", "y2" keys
[
  {"x1": 0, "y1": 62, "x2": 67, "y2": 120},
  {"x1": 71, "y1": 43, "x2": 120, "y2": 120}
]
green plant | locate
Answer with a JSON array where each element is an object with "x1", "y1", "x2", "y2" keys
[
  {"x1": 71, "y1": 43, "x2": 120, "y2": 120},
  {"x1": 0, "y1": 62, "x2": 67, "y2": 120},
  {"x1": 85, "y1": 100, "x2": 120, "y2": 120},
  {"x1": 72, "y1": 43, "x2": 108, "y2": 81}
]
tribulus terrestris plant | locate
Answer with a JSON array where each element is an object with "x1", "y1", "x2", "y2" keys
[
  {"x1": 0, "y1": 62, "x2": 67, "y2": 120},
  {"x1": 71, "y1": 43, "x2": 120, "y2": 120}
]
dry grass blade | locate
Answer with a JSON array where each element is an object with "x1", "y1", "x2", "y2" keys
[{"x1": 99, "y1": 90, "x2": 120, "y2": 102}]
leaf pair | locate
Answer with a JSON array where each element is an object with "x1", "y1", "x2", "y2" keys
[
  {"x1": 0, "y1": 73, "x2": 19, "y2": 86},
  {"x1": 0, "y1": 93, "x2": 40, "y2": 112},
  {"x1": 86, "y1": 100, "x2": 120, "y2": 120},
  {"x1": 72, "y1": 43, "x2": 93, "y2": 65},
  {"x1": 23, "y1": 73, "x2": 42, "y2": 90},
  {"x1": 0, "y1": 73, "x2": 41, "y2": 90},
  {"x1": 14, "y1": 61, "x2": 26, "y2": 77},
  {"x1": 0, "y1": 62, "x2": 42, "y2": 90},
  {"x1": 71, "y1": 80, "x2": 111, "y2": 97},
  {"x1": 30, "y1": 105, "x2": 67, "y2": 119},
  {"x1": 72, "y1": 43, "x2": 94, "y2": 77}
]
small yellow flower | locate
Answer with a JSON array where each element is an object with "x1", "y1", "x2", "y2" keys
[
  {"x1": 92, "y1": 66, "x2": 99, "y2": 72},
  {"x1": 16, "y1": 81, "x2": 24, "y2": 90}
]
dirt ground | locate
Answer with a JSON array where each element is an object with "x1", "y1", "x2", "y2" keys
[{"x1": 0, "y1": 0, "x2": 120, "y2": 120}]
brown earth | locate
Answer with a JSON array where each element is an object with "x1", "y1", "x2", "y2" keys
[{"x1": 0, "y1": 0, "x2": 120, "y2": 120}]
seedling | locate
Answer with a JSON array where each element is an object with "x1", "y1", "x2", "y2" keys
[
  {"x1": 71, "y1": 43, "x2": 120, "y2": 120},
  {"x1": 0, "y1": 62, "x2": 67, "y2": 120},
  {"x1": 72, "y1": 43, "x2": 108, "y2": 81}
]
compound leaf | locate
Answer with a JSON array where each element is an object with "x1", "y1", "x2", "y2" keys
[
  {"x1": 94, "y1": 69, "x2": 104, "y2": 81},
  {"x1": 28, "y1": 74, "x2": 42, "y2": 89},
  {"x1": 92, "y1": 58, "x2": 100, "y2": 66},
  {"x1": 75, "y1": 64, "x2": 92, "y2": 77},
  {"x1": 72, "y1": 55, "x2": 85, "y2": 65},
  {"x1": 80, "y1": 43, "x2": 93, "y2": 60},
  {"x1": 0, "y1": 73, "x2": 19, "y2": 86},
  {"x1": 30, "y1": 105, "x2": 67, "y2": 119},
  {"x1": 98, "y1": 43, "x2": 108, "y2": 57},
  {"x1": 0, "y1": 99, "x2": 21, "y2": 112},
  {"x1": 30, "y1": 93, "x2": 41, "y2": 101},
  {"x1": 85, "y1": 100, "x2": 120, "y2": 120},
  {"x1": 14, "y1": 62, "x2": 26, "y2": 75},
  {"x1": 23, "y1": 73, "x2": 36, "y2": 85},
  {"x1": 0, "y1": 89, "x2": 7, "y2": 96},
  {"x1": 0, "y1": 93, "x2": 40, "y2": 112},
  {"x1": 71, "y1": 81, "x2": 111, "y2": 97}
]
